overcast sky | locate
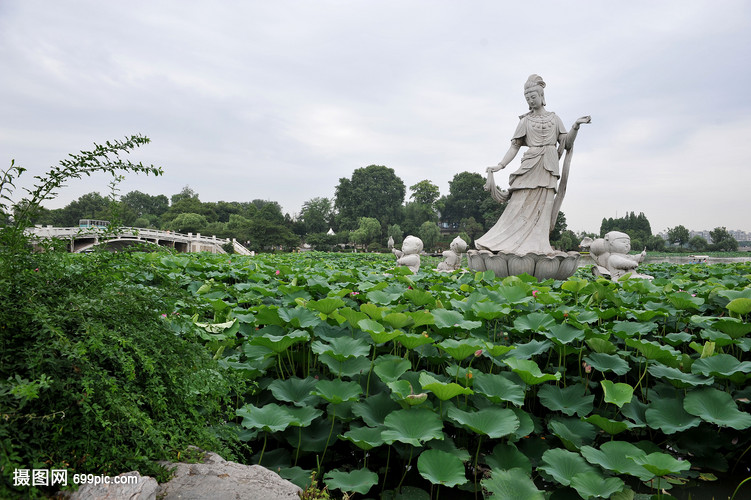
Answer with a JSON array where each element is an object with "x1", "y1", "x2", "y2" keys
[{"x1": 2, "y1": 0, "x2": 750, "y2": 235}]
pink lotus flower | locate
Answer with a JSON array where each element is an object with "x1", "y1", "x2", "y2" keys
[
  {"x1": 532, "y1": 290, "x2": 539, "y2": 298},
  {"x1": 275, "y1": 270, "x2": 280, "y2": 275},
  {"x1": 474, "y1": 349, "x2": 483, "y2": 357}
]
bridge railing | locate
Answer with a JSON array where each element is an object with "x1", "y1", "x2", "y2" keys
[{"x1": 25, "y1": 225, "x2": 253, "y2": 254}]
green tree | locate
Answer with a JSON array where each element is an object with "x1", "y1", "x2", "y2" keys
[
  {"x1": 667, "y1": 225, "x2": 690, "y2": 247},
  {"x1": 121, "y1": 190, "x2": 169, "y2": 219},
  {"x1": 53, "y1": 192, "x2": 111, "y2": 226},
  {"x1": 419, "y1": 221, "x2": 441, "y2": 251},
  {"x1": 300, "y1": 197, "x2": 335, "y2": 234},
  {"x1": 646, "y1": 234, "x2": 666, "y2": 251},
  {"x1": 409, "y1": 180, "x2": 440, "y2": 206},
  {"x1": 688, "y1": 235, "x2": 709, "y2": 252},
  {"x1": 440, "y1": 172, "x2": 488, "y2": 226},
  {"x1": 555, "y1": 229, "x2": 579, "y2": 252},
  {"x1": 334, "y1": 165, "x2": 405, "y2": 230},
  {"x1": 459, "y1": 217, "x2": 484, "y2": 244},
  {"x1": 168, "y1": 213, "x2": 208, "y2": 233},
  {"x1": 350, "y1": 217, "x2": 382, "y2": 251},
  {"x1": 403, "y1": 201, "x2": 438, "y2": 236},
  {"x1": 601, "y1": 212, "x2": 652, "y2": 242},
  {"x1": 709, "y1": 227, "x2": 738, "y2": 251}
]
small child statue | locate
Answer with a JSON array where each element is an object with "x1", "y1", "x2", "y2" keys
[
  {"x1": 392, "y1": 235, "x2": 423, "y2": 274},
  {"x1": 590, "y1": 231, "x2": 651, "y2": 280},
  {"x1": 437, "y1": 236, "x2": 468, "y2": 272}
]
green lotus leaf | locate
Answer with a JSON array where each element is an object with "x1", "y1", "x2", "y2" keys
[
  {"x1": 367, "y1": 288, "x2": 404, "y2": 305},
  {"x1": 417, "y1": 449, "x2": 468, "y2": 487},
  {"x1": 397, "y1": 332, "x2": 435, "y2": 349},
  {"x1": 472, "y1": 371, "x2": 525, "y2": 406},
  {"x1": 427, "y1": 437, "x2": 471, "y2": 462},
  {"x1": 358, "y1": 317, "x2": 385, "y2": 334},
  {"x1": 339, "y1": 425, "x2": 385, "y2": 450},
  {"x1": 373, "y1": 355, "x2": 411, "y2": 383},
  {"x1": 482, "y1": 468, "x2": 544, "y2": 500},
  {"x1": 514, "y1": 312, "x2": 556, "y2": 333},
  {"x1": 359, "y1": 318, "x2": 403, "y2": 344},
  {"x1": 278, "y1": 307, "x2": 320, "y2": 328},
  {"x1": 583, "y1": 414, "x2": 631, "y2": 435},
  {"x1": 380, "y1": 312, "x2": 413, "y2": 329},
  {"x1": 447, "y1": 407, "x2": 520, "y2": 438},
  {"x1": 432, "y1": 308, "x2": 482, "y2": 331},
  {"x1": 406, "y1": 309, "x2": 435, "y2": 328},
  {"x1": 503, "y1": 358, "x2": 561, "y2": 385},
  {"x1": 509, "y1": 407, "x2": 535, "y2": 442},
  {"x1": 268, "y1": 377, "x2": 319, "y2": 407},
  {"x1": 338, "y1": 307, "x2": 369, "y2": 328},
  {"x1": 585, "y1": 337, "x2": 617, "y2": 355},
  {"x1": 580, "y1": 441, "x2": 653, "y2": 481},
  {"x1": 562, "y1": 277, "x2": 589, "y2": 293},
  {"x1": 539, "y1": 448, "x2": 597, "y2": 487},
  {"x1": 324, "y1": 468, "x2": 378, "y2": 495},
  {"x1": 419, "y1": 372, "x2": 473, "y2": 400},
  {"x1": 495, "y1": 283, "x2": 532, "y2": 304},
  {"x1": 625, "y1": 338, "x2": 680, "y2": 364},
  {"x1": 482, "y1": 342, "x2": 516, "y2": 357},
  {"x1": 507, "y1": 340, "x2": 553, "y2": 360},
  {"x1": 691, "y1": 354, "x2": 751, "y2": 378},
  {"x1": 471, "y1": 300, "x2": 511, "y2": 320},
  {"x1": 570, "y1": 471, "x2": 625, "y2": 499},
  {"x1": 645, "y1": 398, "x2": 701, "y2": 434},
  {"x1": 664, "y1": 331, "x2": 694, "y2": 346},
  {"x1": 306, "y1": 297, "x2": 345, "y2": 315},
  {"x1": 286, "y1": 405, "x2": 323, "y2": 427},
  {"x1": 544, "y1": 323, "x2": 585, "y2": 345},
  {"x1": 318, "y1": 354, "x2": 372, "y2": 378},
  {"x1": 714, "y1": 318, "x2": 751, "y2": 338},
  {"x1": 403, "y1": 288, "x2": 436, "y2": 307},
  {"x1": 667, "y1": 291, "x2": 705, "y2": 310},
  {"x1": 538, "y1": 384, "x2": 593, "y2": 416},
  {"x1": 436, "y1": 338, "x2": 485, "y2": 361},
  {"x1": 628, "y1": 452, "x2": 691, "y2": 477},
  {"x1": 249, "y1": 329, "x2": 310, "y2": 353},
  {"x1": 648, "y1": 364, "x2": 714, "y2": 388},
  {"x1": 601, "y1": 380, "x2": 635, "y2": 408},
  {"x1": 236, "y1": 403, "x2": 296, "y2": 432},
  {"x1": 311, "y1": 379, "x2": 362, "y2": 405},
  {"x1": 360, "y1": 303, "x2": 386, "y2": 320},
  {"x1": 382, "y1": 408, "x2": 444, "y2": 447},
  {"x1": 352, "y1": 392, "x2": 400, "y2": 427},
  {"x1": 612, "y1": 320, "x2": 657, "y2": 338},
  {"x1": 548, "y1": 417, "x2": 596, "y2": 451},
  {"x1": 583, "y1": 353, "x2": 630, "y2": 375},
  {"x1": 683, "y1": 387, "x2": 751, "y2": 429},
  {"x1": 311, "y1": 336, "x2": 370, "y2": 361},
  {"x1": 485, "y1": 443, "x2": 532, "y2": 474}
]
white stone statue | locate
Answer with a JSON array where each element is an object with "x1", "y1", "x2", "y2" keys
[
  {"x1": 392, "y1": 235, "x2": 423, "y2": 273},
  {"x1": 437, "y1": 236, "x2": 468, "y2": 272},
  {"x1": 589, "y1": 231, "x2": 652, "y2": 280},
  {"x1": 468, "y1": 74, "x2": 591, "y2": 280}
]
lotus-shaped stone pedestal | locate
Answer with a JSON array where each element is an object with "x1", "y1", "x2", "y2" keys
[{"x1": 466, "y1": 250, "x2": 581, "y2": 281}]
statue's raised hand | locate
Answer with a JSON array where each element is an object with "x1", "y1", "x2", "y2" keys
[{"x1": 575, "y1": 116, "x2": 592, "y2": 126}]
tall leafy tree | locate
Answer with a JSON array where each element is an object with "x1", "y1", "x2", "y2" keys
[
  {"x1": 439, "y1": 172, "x2": 488, "y2": 226},
  {"x1": 419, "y1": 221, "x2": 441, "y2": 251},
  {"x1": 350, "y1": 217, "x2": 382, "y2": 251},
  {"x1": 667, "y1": 225, "x2": 690, "y2": 246},
  {"x1": 334, "y1": 165, "x2": 405, "y2": 231},
  {"x1": 409, "y1": 180, "x2": 440, "y2": 206},
  {"x1": 300, "y1": 197, "x2": 335, "y2": 234},
  {"x1": 709, "y1": 226, "x2": 738, "y2": 251},
  {"x1": 120, "y1": 191, "x2": 169, "y2": 218}
]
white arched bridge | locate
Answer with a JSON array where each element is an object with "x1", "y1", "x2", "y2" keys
[{"x1": 26, "y1": 223, "x2": 253, "y2": 255}]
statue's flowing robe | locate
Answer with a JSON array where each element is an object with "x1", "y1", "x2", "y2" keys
[{"x1": 475, "y1": 111, "x2": 566, "y2": 255}]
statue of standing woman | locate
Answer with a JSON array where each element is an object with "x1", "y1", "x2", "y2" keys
[{"x1": 469, "y1": 75, "x2": 590, "y2": 280}]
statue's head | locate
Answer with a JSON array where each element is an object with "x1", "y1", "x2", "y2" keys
[
  {"x1": 524, "y1": 74, "x2": 546, "y2": 108},
  {"x1": 450, "y1": 236, "x2": 468, "y2": 253},
  {"x1": 401, "y1": 235, "x2": 423, "y2": 255},
  {"x1": 604, "y1": 231, "x2": 631, "y2": 254}
]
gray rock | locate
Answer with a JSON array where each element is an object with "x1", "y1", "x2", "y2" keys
[{"x1": 157, "y1": 450, "x2": 301, "y2": 500}]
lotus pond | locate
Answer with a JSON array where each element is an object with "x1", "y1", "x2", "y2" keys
[{"x1": 148, "y1": 252, "x2": 751, "y2": 499}]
